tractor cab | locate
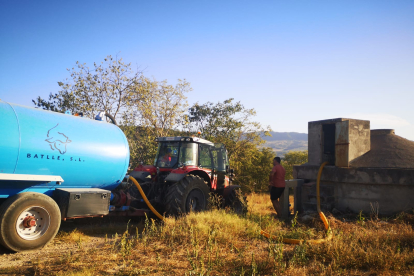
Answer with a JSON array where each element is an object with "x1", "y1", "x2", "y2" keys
[
  {"x1": 129, "y1": 136, "x2": 242, "y2": 216},
  {"x1": 154, "y1": 138, "x2": 198, "y2": 169},
  {"x1": 154, "y1": 137, "x2": 228, "y2": 170}
]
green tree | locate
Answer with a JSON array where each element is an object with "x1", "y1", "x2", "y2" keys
[
  {"x1": 33, "y1": 55, "x2": 190, "y2": 169},
  {"x1": 233, "y1": 146, "x2": 275, "y2": 192},
  {"x1": 187, "y1": 98, "x2": 269, "y2": 157},
  {"x1": 186, "y1": 98, "x2": 271, "y2": 191},
  {"x1": 123, "y1": 77, "x2": 191, "y2": 166},
  {"x1": 134, "y1": 77, "x2": 190, "y2": 137},
  {"x1": 281, "y1": 151, "x2": 308, "y2": 180},
  {"x1": 33, "y1": 55, "x2": 141, "y2": 121},
  {"x1": 32, "y1": 91, "x2": 77, "y2": 113}
]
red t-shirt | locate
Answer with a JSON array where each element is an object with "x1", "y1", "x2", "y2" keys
[{"x1": 271, "y1": 164, "x2": 286, "y2": 188}]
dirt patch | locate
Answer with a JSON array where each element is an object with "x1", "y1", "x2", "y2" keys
[{"x1": 0, "y1": 217, "x2": 141, "y2": 270}]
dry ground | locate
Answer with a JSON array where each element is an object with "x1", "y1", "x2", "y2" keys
[{"x1": 1, "y1": 194, "x2": 414, "y2": 275}]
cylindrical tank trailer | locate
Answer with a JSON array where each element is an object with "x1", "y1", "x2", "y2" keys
[{"x1": 0, "y1": 100, "x2": 130, "y2": 251}]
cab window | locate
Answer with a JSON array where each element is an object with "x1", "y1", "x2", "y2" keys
[
  {"x1": 179, "y1": 143, "x2": 198, "y2": 166},
  {"x1": 213, "y1": 148, "x2": 226, "y2": 171},
  {"x1": 155, "y1": 142, "x2": 179, "y2": 168},
  {"x1": 199, "y1": 145, "x2": 212, "y2": 168}
]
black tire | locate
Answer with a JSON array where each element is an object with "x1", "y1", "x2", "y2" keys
[
  {"x1": 226, "y1": 188, "x2": 248, "y2": 215},
  {"x1": 128, "y1": 181, "x2": 165, "y2": 213},
  {"x1": 0, "y1": 192, "x2": 61, "y2": 252},
  {"x1": 165, "y1": 175, "x2": 210, "y2": 216},
  {"x1": 128, "y1": 181, "x2": 151, "y2": 200}
]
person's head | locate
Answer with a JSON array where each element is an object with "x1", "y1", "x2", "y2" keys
[{"x1": 273, "y1": 157, "x2": 281, "y2": 165}]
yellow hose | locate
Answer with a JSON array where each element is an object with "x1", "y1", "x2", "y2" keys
[
  {"x1": 129, "y1": 176, "x2": 164, "y2": 221},
  {"x1": 261, "y1": 161, "x2": 332, "y2": 244}
]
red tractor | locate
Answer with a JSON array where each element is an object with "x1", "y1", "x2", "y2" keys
[{"x1": 128, "y1": 136, "x2": 246, "y2": 216}]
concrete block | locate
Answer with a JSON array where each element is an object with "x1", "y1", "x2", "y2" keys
[{"x1": 280, "y1": 179, "x2": 303, "y2": 218}]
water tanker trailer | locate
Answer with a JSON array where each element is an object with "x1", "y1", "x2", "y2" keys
[
  {"x1": 0, "y1": 100, "x2": 244, "y2": 252},
  {"x1": 0, "y1": 100, "x2": 129, "y2": 251}
]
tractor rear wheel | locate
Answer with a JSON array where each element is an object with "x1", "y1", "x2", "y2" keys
[{"x1": 165, "y1": 175, "x2": 210, "y2": 216}]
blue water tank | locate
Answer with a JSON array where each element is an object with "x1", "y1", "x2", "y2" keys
[{"x1": 0, "y1": 100, "x2": 130, "y2": 198}]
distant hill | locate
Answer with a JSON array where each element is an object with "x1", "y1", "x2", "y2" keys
[
  {"x1": 262, "y1": 131, "x2": 308, "y2": 142},
  {"x1": 261, "y1": 131, "x2": 308, "y2": 157}
]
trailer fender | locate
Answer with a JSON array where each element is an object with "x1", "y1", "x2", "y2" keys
[
  {"x1": 166, "y1": 170, "x2": 211, "y2": 187},
  {"x1": 165, "y1": 172, "x2": 187, "y2": 183}
]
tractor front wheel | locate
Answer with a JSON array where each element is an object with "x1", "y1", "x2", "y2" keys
[
  {"x1": 165, "y1": 175, "x2": 210, "y2": 216},
  {"x1": 225, "y1": 188, "x2": 248, "y2": 215}
]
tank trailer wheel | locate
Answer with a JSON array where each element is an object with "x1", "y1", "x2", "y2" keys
[
  {"x1": 0, "y1": 193, "x2": 61, "y2": 252},
  {"x1": 165, "y1": 175, "x2": 210, "y2": 216},
  {"x1": 226, "y1": 188, "x2": 248, "y2": 215}
]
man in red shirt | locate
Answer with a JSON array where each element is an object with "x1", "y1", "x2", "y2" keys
[{"x1": 269, "y1": 157, "x2": 286, "y2": 218}]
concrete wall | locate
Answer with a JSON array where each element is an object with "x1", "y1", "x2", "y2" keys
[
  {"x1": 308, "y1": 122, "x2": 322, "y2": 165},
  {"x1": 334, "y1": 120, "x2": 350, "y2": 167},
  {"x1": 335, "y1": 182, "x2": 414, "y2": 215},
  {"x1": 294, "y1": 165, "x2": 414, "y2": 185},
  {"x1": 293, "y1": 165, "x2": 414, "y2": 215},
  {"x1": 348, "y1": 119, "x2": 370, "y2": 163}
]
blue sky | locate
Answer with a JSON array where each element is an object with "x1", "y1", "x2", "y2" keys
[{"x1": 1, "y1": 0, "x2": 413, "y2": 140}]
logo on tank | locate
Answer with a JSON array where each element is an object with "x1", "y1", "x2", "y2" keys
[
  {"x1": 45, "y1": 123, "x2": 71, "y2": 154},
  {"x1": 26, "y1": 123, "x2": 85, "y2": 162}
]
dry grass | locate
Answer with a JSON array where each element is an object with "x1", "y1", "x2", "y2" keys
[
  {"x1": 1, "y1": 193, "x2": 414, "y2": 275},
  {"x1": 55, "y1": 228, "x2": 90, "y2": 245}
]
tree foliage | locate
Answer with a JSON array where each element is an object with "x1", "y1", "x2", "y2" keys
[
  {"x1": 133, "y1": 77, "x2": 190, "y2": 138},
  {"x1": 281, "y1": 150, "x2": 308, "y2": 180},
  {"x1": 232, "y1": 146, "x2": 275, "y2": 192},
  {"x1": 33, "y1": 55, "x2": 141, "y2": 121},
  {"x1": 33, "y1": 55, "x2": 190, "y2": 168},
  {"x1": 188, "y1": 99, "x2": 249, "y2": 141},
  {"x1": 187, "y1": 98, "x2": 269, "y2": 157},
  {"x1": 186, "y1": 98, "x2": 272, "y2": 192},
  {"x1": 123, "y1": 78, "x2": 191, "y2": 166}
]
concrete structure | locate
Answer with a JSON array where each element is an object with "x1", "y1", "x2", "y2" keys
[
  {"x1": 308, "y1": 118, "x2": 370, "y2": 167},
  {"x1": 294, "y1": 118, "x2": 414, "y2": 215},
  {"x1": 280, "y1": 179, "x2": 303, "y2": 218}
]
